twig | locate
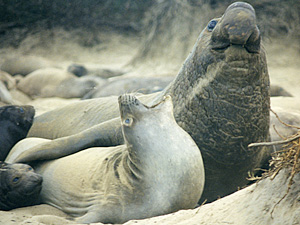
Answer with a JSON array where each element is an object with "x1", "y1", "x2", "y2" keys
[
  {"x1": 271, "y1": 108, "x2": 300, "y2": 129},
  {"x1": 248, "y1": 134, "x2": 300, "y2": 147}
]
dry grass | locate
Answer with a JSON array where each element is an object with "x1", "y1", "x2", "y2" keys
[
  {"x1": 249, "y1": 109, "x2": 300, "y2": 216},
  {"x1": 249, "y1": 109, "x2": 300, "y2": 181}
]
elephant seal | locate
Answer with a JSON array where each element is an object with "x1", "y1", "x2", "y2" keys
[
  {"x1": 16, "y1": 67, "x2": 106, "y2": 99},
  {"x1": 67, "y1": 63, "x2": 88, "y2": 77},
  {"x1": 0, "y1": 105, "x2": 35, "y2": 161},
  {"x1": 16, "y1": 68, "x2": 75, "y2": 98},
  {"x1": 55, "y1": 75, "x2": 107, "y2": 98},
  {"x1": 0, "y1": 161, "x2": 42, "y2": 210},
  {"x1": 8, "y1": 94, "x2": 205, "y2": 224},
  {"x1": 0, "y1": 55, "x2": 53, "y2": 76},
  {"x1": 0, "y1": 80, "x2": 14, "y2": 104},
  {"x1": 270, "y1": 85, "x2": 293, "y2": 97},
  {"x1": 83, "y1": 76, "x2": 174, "y2": 99},
  {"x1": 25, "y1": 2, "x2": 270, "y2": 203}
]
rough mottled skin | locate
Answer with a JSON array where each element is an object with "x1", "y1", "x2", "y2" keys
[
  {"x1": 23, "y1": 2, "x2": 270, "y2": 203},
  {"x1": 164, "y1": 2, "x2": 270, "y2": 202}
]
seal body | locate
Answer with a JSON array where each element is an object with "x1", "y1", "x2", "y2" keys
[
  {"x1": 0, "y1": 162, "x2": 42, "y2": 210},
  {"x1": 166, "y1": 2, "x2": 270, "y2": 202},
  {"x1": 22, "y1": 94, "x2": 204, "y2": 224},
  {"x1": 16, "y1": 68, "x2": 75, "y2": 98},
  {"x1": 0, "y1": 105, "x2": 35, "y2": 161},
  {"x1": 83, "y1": 76, "x2": 173, "y2": 99},
  {"x1": 26, "y1": 2, "x2": 270, "y2": 203},
  {"x1": 0, "y1": 55, "x2": 53, "y2": 76}
]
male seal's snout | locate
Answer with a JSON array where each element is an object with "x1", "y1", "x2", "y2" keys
[{"x1": 212, "y1": 1, "x2": 260, "y2": 53}]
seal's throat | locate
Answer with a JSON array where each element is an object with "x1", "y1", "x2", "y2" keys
[{"x1": 166, "y1": 43, "x2": 269, "y2": 165}]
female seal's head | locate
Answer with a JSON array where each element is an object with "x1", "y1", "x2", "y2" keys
[
  {"x1": 0, "y1": 161, "x2": 42, "y2": 210},
  {"x1": 118, "y1": 94, "x2": 174, "y2": 145},
  {"x1": 118, "y1": 94, "x2": 173, "y2": 126}
]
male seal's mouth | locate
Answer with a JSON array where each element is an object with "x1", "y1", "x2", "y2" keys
[
  {"x1": 210, "y1": 2, "x2": 260, "y2": 54},
  {"x1": 212, "y1": 43, "x2": 259, "y2": 54}
]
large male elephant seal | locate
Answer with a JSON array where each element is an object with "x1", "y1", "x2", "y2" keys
[
  {"x1": 23, "y1": 2, "x2": 270, "y2": 203},
  {"x1": 0, "y1": 161, "x2": 42, "y2": 210},
  {"x1": 7, "y1": 94, "x2": 205, "y2": 224},
  {"x1": 0, "y1": 105, "x2": 35, "y2": 161}
]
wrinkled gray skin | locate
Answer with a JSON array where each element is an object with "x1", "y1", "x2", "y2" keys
[
  {"x1": 21, "y1": 95, "x2": 204, "y2": 224},
  {"x1": 0, "y1": 162, "x2": 42, "y2": 210},
  {"x1": 22, "y1": 2, "x2": 270, "y2": 203}
]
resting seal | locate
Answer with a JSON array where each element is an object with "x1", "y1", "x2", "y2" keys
[
  {"x1": 16, "y1": 67, "x2": 105, "y2": 99},
  {"x1": 0, "y1": 55, "x2": 53, "y2": 76},
  {"x1": 270, "y1": 85, "x2": 293, "y2": 97},
  {"x1": 7, "y1": 94, "x2": 204, "y2": 223},
  {"x1": 0, "y1": 161, "x2": 42, "y2": 210},
  {"x1": 0, "y1": 105, "x2": 35, "y2": 161},
  {"x1": 83, "y1": 76, "x2": 174, "y2": 99},
  {"x1": 16, "y1": 68, "x2": 75, "y2": 98},
  {"x1": 23, "y1": 2, "x2": 270, "y2": 203}
]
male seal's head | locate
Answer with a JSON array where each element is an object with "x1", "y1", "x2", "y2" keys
[
  {"x1": 0, "y1": 105, "x2": 35, "y2": 161},
  {"x1": 168, "y1": 1, "x2": 270, "y2": 202},
  {"x1": 0, "y1": 161, "x2": 42, "y2": 210}
]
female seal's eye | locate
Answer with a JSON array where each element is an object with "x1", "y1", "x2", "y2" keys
[
  {"x1": 207, "y1": 20, "x2": 217, "y2": 31},
  {"x1": 124, "y1": 118, "x2": 133, "y2": 126},
  {"x1": 13, "y1": 177, "x2": 20, "y2": 183},
  {"x1": 27, "y1": 167, "x2": 33, "y2": 171}
]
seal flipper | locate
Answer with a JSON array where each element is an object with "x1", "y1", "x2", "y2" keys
[{"x1": 6, "y1": 117, "x2": 124, "y2": 163}]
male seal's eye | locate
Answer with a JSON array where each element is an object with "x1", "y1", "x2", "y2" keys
[
  {"x1": 19, "y1": 107, "x2": 24, "y2": 113},
  {"x1": 207, "y1": 20, "x2": 217, "y2": 31},
  {"x1": 12, "y1": 177, "x2": 20, "y2": 183}
]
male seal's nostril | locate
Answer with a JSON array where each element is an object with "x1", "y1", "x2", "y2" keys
[
  {"x1": 244, "y1": 26, "x2": 261, "y2": 53},
  {"x1": 225, "y1": 9, "x2": 256, "y2": 45},
  {"x1": 211, "y1": 3, "x2": 259, "y2": 52}
]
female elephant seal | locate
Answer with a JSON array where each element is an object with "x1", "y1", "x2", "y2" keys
[
  {"x1": 0, "y1": 161, "x2": 42, "y2": 210},
  {"x1": 9, "y1": 94, "x2": 204, "y2": 224},
  {"x1": 0, "y1": 105, "x2": 35, "y2": 161},
  {"x1": 25, "y1": 2, "x2": 270, "y2": 203}
]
